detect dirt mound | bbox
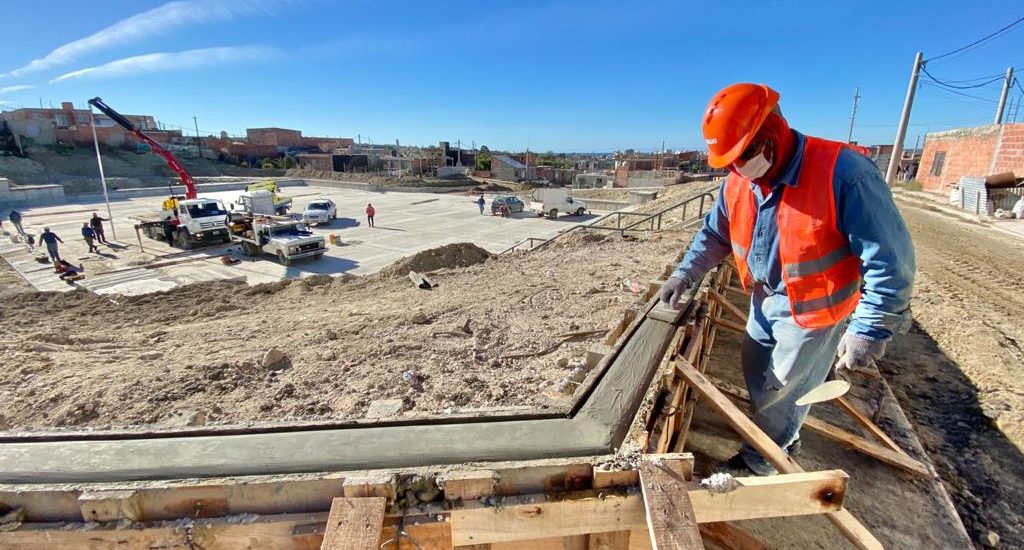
[379,243,493,278]
[550,231,613,248]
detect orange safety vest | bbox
[723,136,862,329]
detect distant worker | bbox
[81,222,99,253]
[660,83,915,476]
[477,195,486,215]
[89,212,110,244]
[163,223,175,246]
[38,226,64,263]
[9,210,24,235]
[365,203,376,228]
[499,202,511,218]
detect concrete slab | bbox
[2,185,597,294]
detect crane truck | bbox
[87,97,230,249]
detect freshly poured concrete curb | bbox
[0,304,680,484]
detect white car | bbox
[302,199,337,225]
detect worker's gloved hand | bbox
[659,276,692,310]
[835,332,887,372]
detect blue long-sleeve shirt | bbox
[673,131,915,341]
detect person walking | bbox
[365,203,376,227]
[9,210,24,235]
[81,222,99,253]
[38,227,64,263]
[477,195,486,215]
[89,212,110,244]
[660,83,915,476]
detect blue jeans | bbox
[739,285,846,475]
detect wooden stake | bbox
[639,461,705,549]
[321,497,386,550]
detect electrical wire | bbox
[926,15,1024,62]
[920,65,1005,89]
[920,81,1000,104]
[1014,77,1024,97]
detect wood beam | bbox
[321,497,386,550]
[448,471,848,545]
[673,358,882,550]
[711,316,746,335]
[639,461,704,549]
[698,523,773,550]
[835,396,912,458]
[707,290,748,324]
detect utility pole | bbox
[885,52,923,185]
[89,108,117,241]
[995,67,1013,124]
[847,86,861,143]
[192,116,202,159]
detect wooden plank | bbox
[77,489,141,522]
[630,530,654,550]
[673,358,882,550]
[639,461,705,549]
[590,531,631,550]
[710,376,930,478]
[698,522,773,550]
[449,471,848,545]
[835,396,911,457]
[321,497,385,550]
[342,475,397,501]
[380,519,451,550]
[711,316,746,335]
[708,290,748,324]
[442,470,496,501]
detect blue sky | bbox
[2,1,1023,152]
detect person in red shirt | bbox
[365,203,376,227]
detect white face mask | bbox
[735,149,772,180]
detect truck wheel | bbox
[314,253,324,260]
[575,208,585,216]
[175,231,194,249]
[549,209,558,218]
[277,251,292,266]
[242,242,259,256]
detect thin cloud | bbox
[0,85,35,94]
[50,46,278,83]
[2,0,283,79]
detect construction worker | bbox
[89,212,109,244]
[81,222,99,253]
[38,227,64,263]
[9,210,24,235]
[477,195,486,215]
[661,83,915,475]
[365,203,376,227]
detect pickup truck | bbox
[229,215,326,265]
[528,187,587,218]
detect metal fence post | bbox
[976,191,982,215]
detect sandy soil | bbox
[884,202,1024,548]
[0,228,693,431]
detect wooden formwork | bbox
[0,259,892,549]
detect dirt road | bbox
[886,201,1024,548]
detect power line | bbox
[926,15,1024,62]
[920,81,1000,104]
[920,65,1006,89]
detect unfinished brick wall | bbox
[992,123,1024,175]
[918,125,1001,192]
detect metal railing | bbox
[498,190,717,255]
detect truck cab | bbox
[135,197,230,248]
[529,187,587,218]
[231,216,326,265]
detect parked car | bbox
[491,196,525,215]
[302,199,337,225]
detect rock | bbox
[410,311,430,325]
[261,348,288,370]
[366,399,405,419]
[980,531,1000,548]
[321,350,337,361]
[0,416,10,431]
[159,410,206,428]
[324,329,338,341]
[138,352,163,361]
[556,357,569,368]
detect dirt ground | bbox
[883,201,1024,548]
[0,228,693,431]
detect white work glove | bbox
[659,276,692,310]
[835,332,886,372]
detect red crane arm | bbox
[87,97,198,199]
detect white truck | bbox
[529,187,587,218]
[228,191,326,265]
[133,196,231,249]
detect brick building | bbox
[246,128,304,148]
[918,123,1024,192]
[0,101,180,148]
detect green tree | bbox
[283,156,297,169]
[260,158,275,169]
[476,153,491,171]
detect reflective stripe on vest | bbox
[723,136,862,329]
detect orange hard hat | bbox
[702,83,780,168]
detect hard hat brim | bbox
[706,86,780,169]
